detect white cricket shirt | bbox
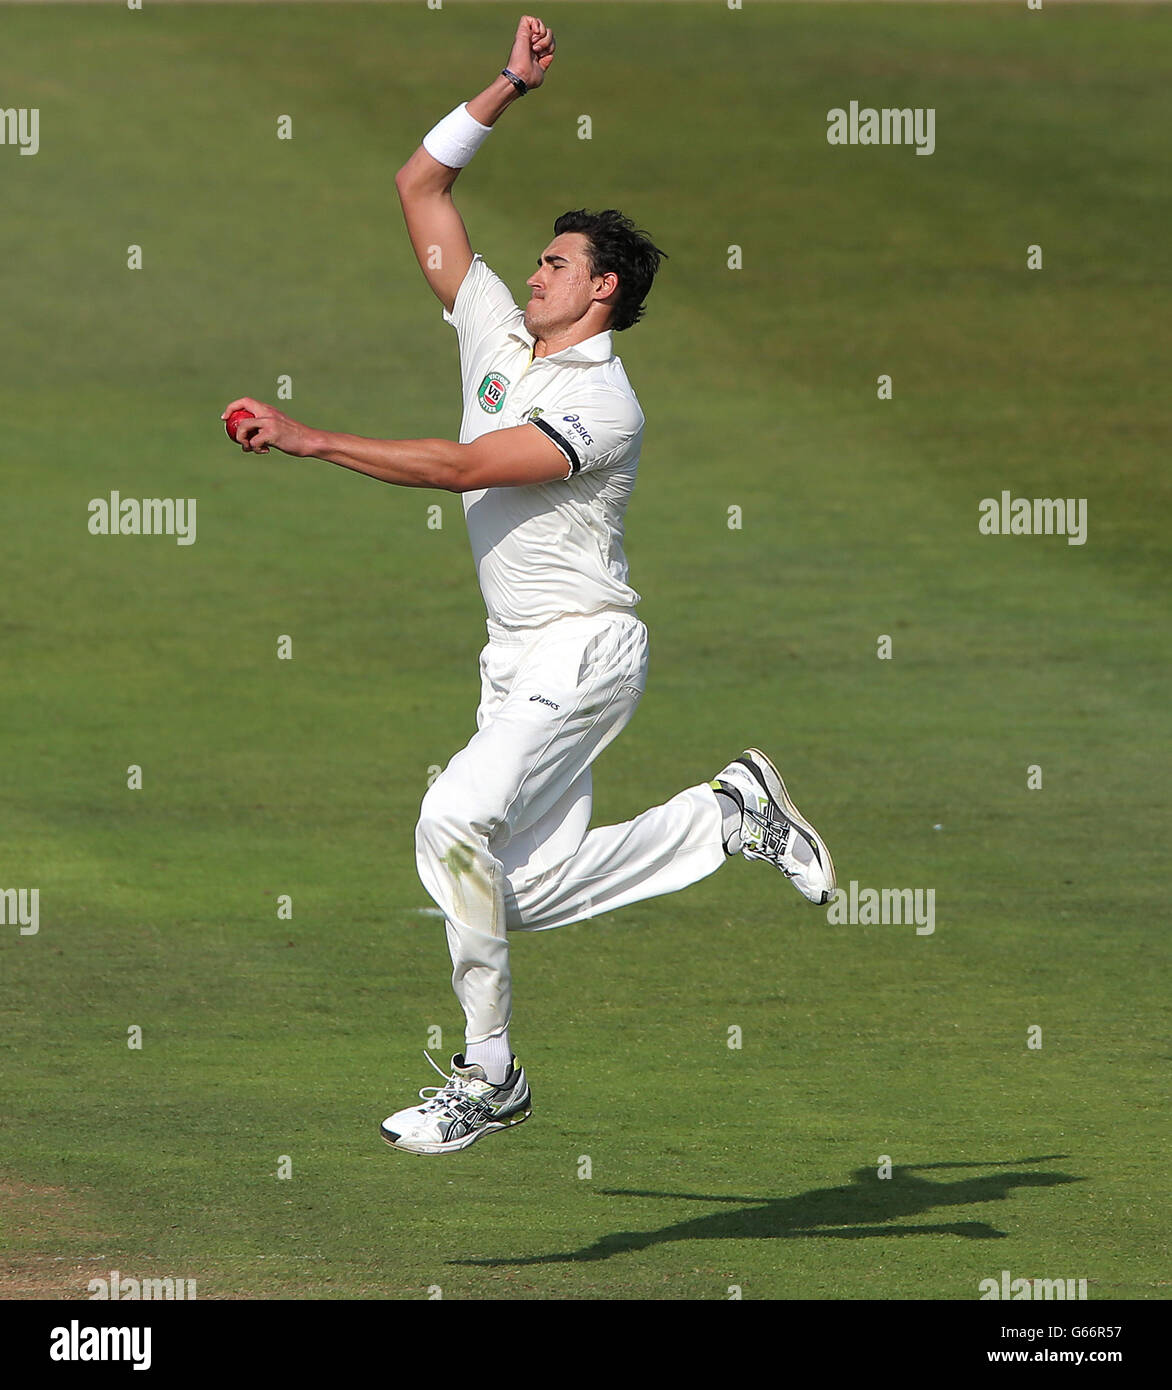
[443,253,645,631]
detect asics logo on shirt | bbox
[561,414,594,446]
[529,694,560,710]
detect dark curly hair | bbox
[553,209,668,332]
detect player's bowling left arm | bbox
[310,424,571,491]
[221,399,570,490]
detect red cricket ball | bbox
[225,408,255,443]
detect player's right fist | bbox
[506,15,555,91]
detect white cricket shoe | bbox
[380,1052,532,1155]
[712,747,836,905]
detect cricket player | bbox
[222,15,835,1155]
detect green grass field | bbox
[1,2,1168,1302]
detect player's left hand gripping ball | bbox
[224,408,255,445]
[221,399,314,455]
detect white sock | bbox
[464,1033,513,1085]
[712,782,743,855]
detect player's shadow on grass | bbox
[451,1156,1082,1267]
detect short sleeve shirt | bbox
[443,254,645,630]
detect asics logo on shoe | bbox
[443,1101,492,1140]
[744,804,793,857]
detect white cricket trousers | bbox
[414,607,728,1045]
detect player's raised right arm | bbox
[393,15,555,313]
[393,144,476,314]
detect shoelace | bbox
[415,1050,493,1123]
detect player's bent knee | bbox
[415,781,503,861]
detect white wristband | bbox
[421,103,493,170]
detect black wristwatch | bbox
[501,68,529,96]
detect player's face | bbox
[524,233,607,337]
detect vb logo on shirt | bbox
[477,371,509,413]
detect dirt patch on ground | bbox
[0,1177,115,1300]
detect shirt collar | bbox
[508,323,614,364]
